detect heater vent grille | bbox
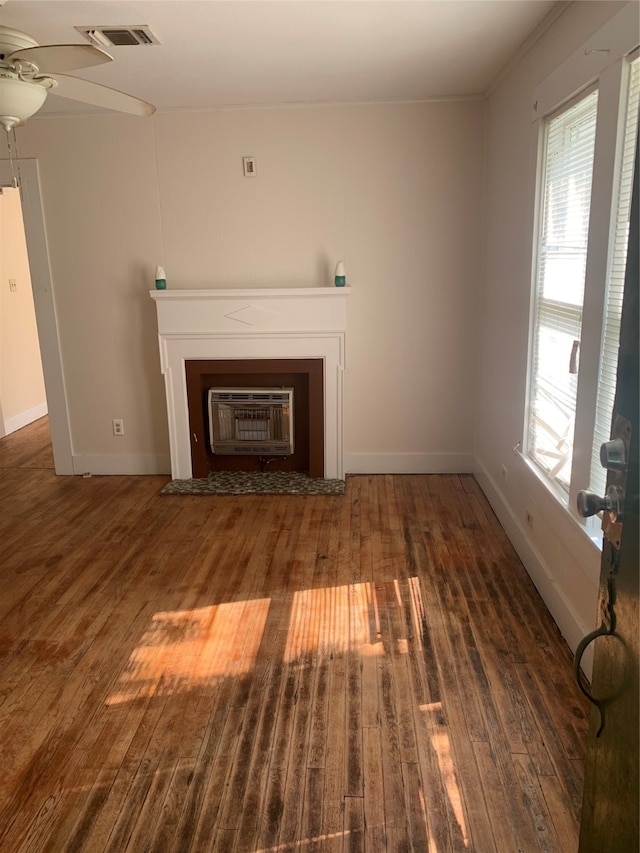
[76,25,161,47]
[208,388,294,456]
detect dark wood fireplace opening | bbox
[185,359,324,478]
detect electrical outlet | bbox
[501,464,508,482]
[112,419,124,436]
[526,510,534,528]
[9,279,17,292]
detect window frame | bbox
[587,49,639,498]
[528,85,599,492]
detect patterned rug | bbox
[161,471,345,496]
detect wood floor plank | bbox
[320,652,348,838]
[471,740,522,852]
[374,599,410,839]
[399,761,430,852]
[299,766,325,853]
[362,725,386,850]
[538,770,582,849]
[512,752,563,852]
[514,663,585,813]
[343,796,365,853]
[0,422,590,852]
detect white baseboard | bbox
[474,457,594,678]
[344,452,473,474]
[3,401,48,436]
[72,454,171,476]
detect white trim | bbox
[531,2,640,121]
[0,159,74,474]
[72,453,171,476]
[570,57,627,506]
[3,401,48,436]
[159,333,345,480]
[152,286,351,301]
[151,288,350,480]
[474,457,597,679]
[345,452,473,475]
[36,97,484,121]
[486,2,571,98]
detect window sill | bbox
[519,451,603,553]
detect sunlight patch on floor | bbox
[107,575,429,705]
[253,828,352,852]
[107,598,270,704]
[430,730,469,848]
[284,581,384,662]
[419,786,439,853]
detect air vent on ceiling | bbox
[76,25,160,48]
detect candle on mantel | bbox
[155,265,167,290]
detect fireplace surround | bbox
[150,287,350,480]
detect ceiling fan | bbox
[0,25,155,132]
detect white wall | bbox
[8,99,485,474]
[0,187,47,437]
[475,1,630,673]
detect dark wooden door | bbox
[577,133,639,851]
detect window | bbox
[528,89,598,489]
[526,14,639,518]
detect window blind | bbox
[590,56,640,495]
[529,89,598,488]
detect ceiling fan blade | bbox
[51,74,155,117]
[10,44,113,73]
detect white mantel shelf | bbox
[150,286,350,480]
[151,287,351,300]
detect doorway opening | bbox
[0,185,48,441]
[0,159,73,474]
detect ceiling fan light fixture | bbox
[0,76,47,131]
[0,25,155,126]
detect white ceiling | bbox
[0,0,561,116]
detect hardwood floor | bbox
[0,418,589,852]
[0,415,54,471]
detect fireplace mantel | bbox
[150,287,350,479]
